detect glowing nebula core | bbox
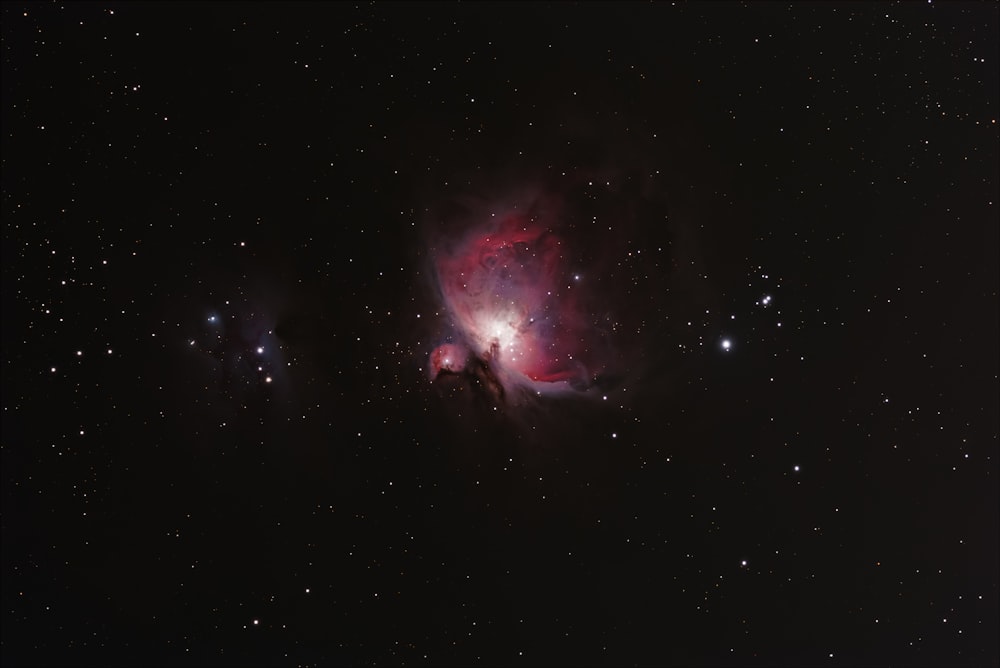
[429,211,598,399]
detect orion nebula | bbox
[426,188,615,404]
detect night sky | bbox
[2,2,998,666]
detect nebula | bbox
[428,204,601,401]
[429,342,470,378]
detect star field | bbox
[2,3,998,666]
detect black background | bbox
[2,2,998,666]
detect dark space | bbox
[2,2,997,666]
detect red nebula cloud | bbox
[429,211,594,399]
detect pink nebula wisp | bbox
[429,212,594,398]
